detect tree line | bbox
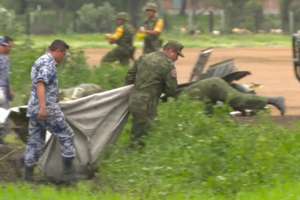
[0,0,299,34]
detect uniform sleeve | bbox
[163,65,178,97]
[154,19,164,33]
[35,64,55,85]
[109,26,125,40]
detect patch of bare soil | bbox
[84,47,300,123]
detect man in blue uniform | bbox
[0,36,14,144]
[24,40,76,183]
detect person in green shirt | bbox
[139,2,164,54]
[101,12,135,65]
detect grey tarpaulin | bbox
[38,85,133,181]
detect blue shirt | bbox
[27,53,61,117]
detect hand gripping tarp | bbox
[38,85,133,181]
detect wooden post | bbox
[289,11,294,34]
[220,10,226,33]
[208,11,214,33]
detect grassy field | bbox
[1,34,300,199]
[16,33,291,49]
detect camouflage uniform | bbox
[101,12,135,65]
[126,51,178,144]
[183,77,268,113]
[0,54,11,138]
[142,3,164,54]
[25,53,75,167]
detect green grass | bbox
[3,35,300,199]
[2,98,300,199]
[98,98,300,197]
[3,181,300,200]
[14,33,291,49]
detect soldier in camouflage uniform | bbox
[24,40,76,183]
[0,36,14,144]
[101,12,135,65]
[139,2,164,54]
[183,77,286,115]
[125,41,184,146]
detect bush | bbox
[30,10,74,34]
[0,6,24,36]
[76,2,115,33]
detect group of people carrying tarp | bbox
[0,9,286,183]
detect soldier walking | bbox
[125,41,184,147]
[24,40,76,183]
[139,2,164,54]
[0,36,14,144]
[101,12,135,65]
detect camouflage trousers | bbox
[0,87,9,139]
[128,91,158,145]
[184,77,268,112]
[101,46,134,65]
[24,112,75,167]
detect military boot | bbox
[268,96,286,116]
[62,157,76,184]
[24,166,34,182]
[0,137,4,145]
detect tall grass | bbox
[99,98,300,197]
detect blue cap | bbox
[0,36,9,46]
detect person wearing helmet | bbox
[101,12,135,65]
[139,2,164,54]
[125,40,184,147]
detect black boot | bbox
[24,166,34,182]
[268,96,286,116]
[62,157,76,184]
[0,137,4,145]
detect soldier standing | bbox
[0,36,14,144]
[139,2,164,54]
[125,41,184,146]
[24,40,76,183]
[101,12,135,65]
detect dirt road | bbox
[84,48,300,117]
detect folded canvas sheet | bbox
[39,85,133,181]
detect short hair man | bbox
[24,40,76,183]
[125,40,184,146]
[101,12,135,65]
[0,36,14,144]
[139,2,164,54]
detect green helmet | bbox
[163,40,184,57]
[144,2,158,12]
[116,12,129,21]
